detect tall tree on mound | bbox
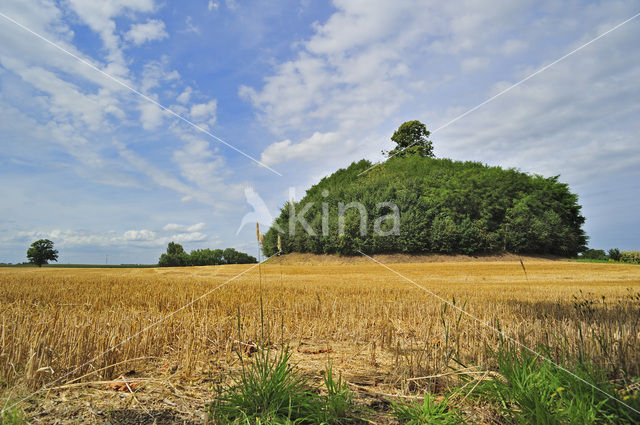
[262,122,587,258]
[384,120,434,158]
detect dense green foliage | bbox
[158,242,256,267]
[263,156,587,257]
[221,248,258,264]
[26,239,58,267]
[189,248,224,266]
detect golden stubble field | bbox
[1,257,639,422]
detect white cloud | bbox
[260,131,346,166]
[65,0,156,77]
[35,229,113,246]
[163,222,206,232]
[123,229,157,241]
[125,19,168,46]
[9,225,213,251]
[14,228,166,247]
[171,232,207,243]
[184,16,200,34]
[167,130,245,212]
[499,38,527,55]
[208,1,219,12]
[140,58,180,93]
[189,100,217,125]
[245,0,530,164]
[0,3,109,89]
[172,136,225,186]
[0,0,198,196]
[9,226,211,250]
[247,0,640,184]
[114,141,218,206]
[434,14,640,186]
[0,57,121,131]
[138,101,165,130]
[177,86,193,104]
[461,56,489,73]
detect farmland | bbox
[1,257,640,423]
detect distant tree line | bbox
[581,248,640,264]
[158,242,257,267]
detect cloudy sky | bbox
[0,0,639,264]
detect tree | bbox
[158,242,190,267]
[167,242,186,256]
[222,248,257,264]
[190,248,224,266]
[27,239,58,267]
[608,248,621,261]
[581,248,607,261]
[384,120,434,158]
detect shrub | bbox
[620,250,640,264]
[608,248,621,261]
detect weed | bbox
[0,407,24,425]
[323,365,353,420]
[390,393,463,425]
[470,343,640,424]
[207,346,355,424]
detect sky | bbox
[0,0,639,264]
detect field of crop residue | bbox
[1,258,639,423]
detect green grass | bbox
[569,258,639,265]
[569,258,620,264]
[469,344,640,425]
[207,346,357,424]
[0,407,25,425]
[390,394,463,425]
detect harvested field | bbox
[1,258,639,423]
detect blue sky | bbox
[1,0,639,264]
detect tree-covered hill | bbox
[263,154,587,258]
